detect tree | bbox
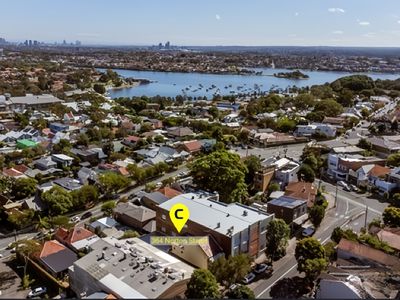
[357,138,372,151]
[145,182,157,192]
[93,84,106,94]
[154,135,165,144]
[265,219,290,261]
[72,185,99,209]
[297,164,315,182]
[383,206,400,227]
[11,178,37,200]
[330,227,358,244]
[209,254,252,287]
[7,209,35,229]
[185,269,221,299]
[119,230,140,239]
[244,155,261,186]
[295,238,327,279]
[76,133,90,146]
[309,205,325,228]
[276,117,297,133]
[17,239,41,289]
[387,153,400,167]
[101,200,116,216]
[267,182,280,195]
[51,215,73,229]
[226,285,255,299]
[189,150,248,203]
[41,186,74,215]
[99,172,130,195]
[0,175,14,197]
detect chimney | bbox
[226,213,230,217]
[243,210,248,216]
[216,222,220,228]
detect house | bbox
[295,123,337,138]
[166,127,194,139]
[322,117,346,127]
[51,153,74,168]
[53,177,83,191]
[135,146,189,165]
[337,238,400,270]
[70,148,99,165]
[267,196,308,226]
[69,238,194,299]
[273,158,301,187]
[368,137,400,157]
[16,139,37,149]
[284,181,317,208]
[55,226,100,252]
[113,202,156,233]
[170,235,224,269]
[354,164,396,193]
[33,157,57,171]
[156,187,182,199]
[88,217,122,237]
[370,227,400,251]
[39,240,77,277]
[2,166,27,178]
[141,191,170,210]
[157,192,274,258]
[77,167,98,184]
[250,130,299,147]
[9,94,63,111]
[49,122,69,133]
[216,102,240,112]
[181,140,202,155]
[122,135,141,148]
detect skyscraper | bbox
[165,41,170,49]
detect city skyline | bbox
[2,0,400,47]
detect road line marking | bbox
[256,263,298,298]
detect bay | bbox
[100,68,400,99]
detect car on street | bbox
[242,272,256,284]
[70,216,80,223]
[302,226,315,237]
[337,181,348,188]
[28,287,47,298]
[253,263,273,275]
[343,185,352,192]
[81,211,93,220]
[0,253,3,258]
[349,184,360,192]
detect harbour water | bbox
[100,68,400,99]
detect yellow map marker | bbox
[169,203,190,233]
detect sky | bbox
[2,0,400,47]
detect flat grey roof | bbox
[159,193,273,236]
[268,196,306,209]
[10,94,63,105]
[73,237,193,298]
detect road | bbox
[252,179,388,298]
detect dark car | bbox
[81,211,93,220]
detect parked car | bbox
[337,181,348,188]
[242,272,256,284]
[253,264,273,274]
[302,226,315,237]
[349,184,360,192]
[81,211,93,220]
[28,287,47,298]
[70,216,80,223]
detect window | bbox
[161,226,166,232]
[161,214,166,220]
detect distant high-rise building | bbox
[24,40,28,46]
[0,37,6,45]
[28,40,32,47]
[63,39,67,45]
[75,40,82,46]
[165,41,170,49]
[0,49,4,57]
[158,42,163,49]
[33,40,38,46]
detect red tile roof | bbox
[39,240,67,258]
[284,181,316,207]
[55,227,96,245]
[183,140,202,153]
[369,165,391,178]
[157,187,182,199]
[125,135,141,142]
[2,168,24,177]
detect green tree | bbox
[189,150,248,203]
[297,164,315,182]
[154,135,165,143]
[265,219,290,261]
[12,178,37,200]
[99,172,130,195]
[357,138,372,151]
[0,175,14,197]
[387,153,400,167]
[7,209,35,229]
[267,182,280,195]
[76,133,90,147]
[119,230,140,239]
[41,186,74,215]
[383,206,400,227]
[309,205,325,228]
[72,185,99,209]
[244,155,261,186]
[101,200,116,216]
[93,84,106,94]
[277,117,297,133]
[209,254,252,287]
[17,239,41,288]
[185,269,221,299]
[226,285,255,299]
[295,238,327,279]
[51,215,73,229]
[145,182,157,192]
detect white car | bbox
[70,216,80,223]
[337,181,349,188]
[28,287,47,298]
[242,272,256,284]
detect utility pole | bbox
[364,206,369,230]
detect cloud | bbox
[332,30,344,35]
[215,14,221,21]
[294,12,299,17]
[363,32,376,38]
[359,21,370,26]
[398,20,400,24]
[328,8,345,13]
